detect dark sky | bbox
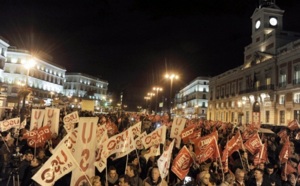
[1,0,300,109]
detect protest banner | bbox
[171,146,193,180]
[141,125,166,149]
[30,109,45,130]
[158,139,174,179]
[0,117,20,132]
[43,107,60,134]
[170,117,186,148]
[63,111,79,133]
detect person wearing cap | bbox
[265,163,281,186]
[246,168,271,186]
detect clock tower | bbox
[244,0,284,66]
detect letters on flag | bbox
[24,126,52,148]
[143,145,160,162]
[131,121,142,137]
[135,131,147,150]
[254,143,268,165]
[158,139,175,179]
[30,109,45,130]
[170,117,186,148]
[227,132,243,156]
[71,117,97,186]
[279,138,290,164]
[180,125,197,144]
[244,133,262,155]
[0,118,20,132]
[192,131,220,163]
[171,146,193,180]
[32,144,77,186]
[43,108,60,134]
[63,111,79,133]
[141,125,166,149]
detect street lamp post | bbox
[165,73,179,114]
[153,87,162,114]
[147,92,155,113]
[20,58,36,122]
[144,96,151,114]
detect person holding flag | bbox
[142,166,167,186]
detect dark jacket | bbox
[246,177,272,186]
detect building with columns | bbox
[174,77,209,119]
[208,0,300,125]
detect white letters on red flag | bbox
[221,143,229,173]
[279,138,290,164]
[171,117,186,148]
[193,131,220,163]
[24,126,52,148]
[0,117,20,132]
[71,117,97,186]
[287,119,300,131]
[254,143,268,165]
[141,125,166,149]
[43,108,60,134]
[244,132,262,155]
[63,111,79,133]
[180,124,198,144]
[171,146,193,180]
[158,139,174,179]
[227,132,243,156]
[30,109,45,130]
[32,143,77,186]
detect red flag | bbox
[171,146,194,180]
[227,132,243,156]
[287,119,300,131]
[221,142,229,173]
[241,127,256,140]
[193,131,220,163]
[279,138,290,164]
[281,161,297,181]
[253,143,268,165]
[26,126,52,148]
[244,133,262,155]
[180,125,200,144]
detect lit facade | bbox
[63,73,109,111]
[174,77,209,119]
[208,1,300,125]
[4,48,66,107]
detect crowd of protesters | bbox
[0,109,300,186]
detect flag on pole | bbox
[170,117,186,148]
[279,138,290,164]
[171,146,193,180]
[32,143,77,186]
[30,109,45,130]
[0,118,21,132]
[244,132,262,155]
[141,125,167,149]
[63,111,79,133]
[157,139,175,179]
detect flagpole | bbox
[105,161,108,186]
[215,136,224,182]
[125,154,129,175]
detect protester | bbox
[125,163,143,186]
[105,166,119,186]
[142,165,167,186]
[197,170,215,186]
[246,168,271,186]
[21,158,42,186]
[18,149,34,182]
[90,175,102,186]
[234,168,246,186]
[118,175,131,186]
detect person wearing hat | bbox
[265,163,281,186]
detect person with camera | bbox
[21,157,42,186]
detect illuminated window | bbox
[279,95,285,104]
[294,93,300,103]
[265,111,270,123]
[279,110,285,124]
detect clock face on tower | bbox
[269,17,278,26]
[255,20,261,29]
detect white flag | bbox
[32,144,77,186]
[43,108,60,134]
[157,139,175,179]
[141,125,167,149]
[71,117,98,186]
[63,111,79,133]
[30,109,45,130]
[143,145,160,162]
[170,117,186,148]
[0,118,20,132]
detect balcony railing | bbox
[278,82,287,87]
[293,78,300,85]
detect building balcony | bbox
[293,78,300,85]
[278,82,287,88]
[238,84,274,94]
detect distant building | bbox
[174,77,209,119]
[208,1,300,125]
[63,73,109,112]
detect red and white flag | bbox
[32,143,77,186]
[30,109,45,130]
[254,143,268,165]
[221,142,229,173]
[0,118,20,132]
[193,131,220,163]
[287,119,300,131]
[63,111,79,133]
[24,126,52,148]
[141,125,167,149]
[170,117,186,148]
[279,138,290,164]
[171,146,193,180]
[71,117,97,186]
[227,132,243,156]
[244,132,262,155]
[157,139,175,179]
[143,145,160,162]
[43,108,60,134]
[180,124,198,144]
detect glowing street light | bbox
[165,73,179,114]
[153,87,163,114]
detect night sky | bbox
[1,0,300,109]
